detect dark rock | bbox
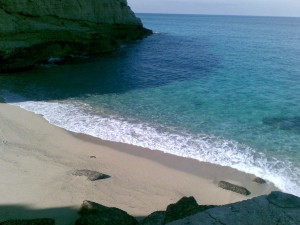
[138,211,165,225]
[79,200,111,214]
[72,169,110,181]
[164,197,214,224]
[267,191,300,208]
[90,156,96,159]
[253,177,266,184]
[167,192,300,225]
[0,0,152,73]
[0,218,55,225]
[76,200,137,225]
[218,181,251,196]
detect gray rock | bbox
[76,200,137,225]
[0,219,55,225]
[253,177,267,184]
[72,169,110,181]
[0,0,151,72]
[267,191,300,208]
[138,211,165,225]
[218,181,251,196]
[167,192,300,225]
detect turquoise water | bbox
[1,14,300,195]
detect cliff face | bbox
[0,0,151,72]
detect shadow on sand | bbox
[0,205,79,225]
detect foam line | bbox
[10,100,300,197]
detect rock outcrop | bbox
[167,192,300,225]
[164,197,214,224]
[0,0,151,72]
[76,200,137,225]
[1,192,299,225]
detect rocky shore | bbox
[1,192,299,224]
[0,0,151,72]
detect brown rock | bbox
[218,181,251,196]
[72,169,110,181]
[253,177,266,184]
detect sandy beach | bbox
[0,103,277,224]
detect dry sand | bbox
[0,103,277,224]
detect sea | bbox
[1,14,300,196]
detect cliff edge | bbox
[0,0,151,72]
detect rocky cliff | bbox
[0,0,151,72]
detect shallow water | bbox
[1,14,300,196]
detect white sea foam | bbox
[10,100,300,197]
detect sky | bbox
[127,0,300,17]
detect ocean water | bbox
[1,14,300,196]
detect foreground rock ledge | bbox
[168,192,300,225]
[1,192,299,224]
[0,0,152,73]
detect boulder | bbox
[138,197,214,225]
[253,177,266,184]
[267,191,300,208]
[218,181,251,196]
[138,211,165,225]
[0,0,151,72]
[167,192,300,225]
[72,169,110,181]
[164,196,214,224]
[0,219,55,225]
[76,200,137,225]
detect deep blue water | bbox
[1,14,300,196]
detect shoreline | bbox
[0,103,278,224]
[72,131,277,193]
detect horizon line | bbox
[134,12,300,19]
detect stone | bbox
[72,169,110,181]
[76,200,137,225]
[218,181,251,196]
[253,177,266,184]
[164,197,214,224]
[0,219,55,225]
[167,192,300,225]
[138,197,214,225]
[267,191,300,208]
[138,211,165,225]
[0,0,152,72]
